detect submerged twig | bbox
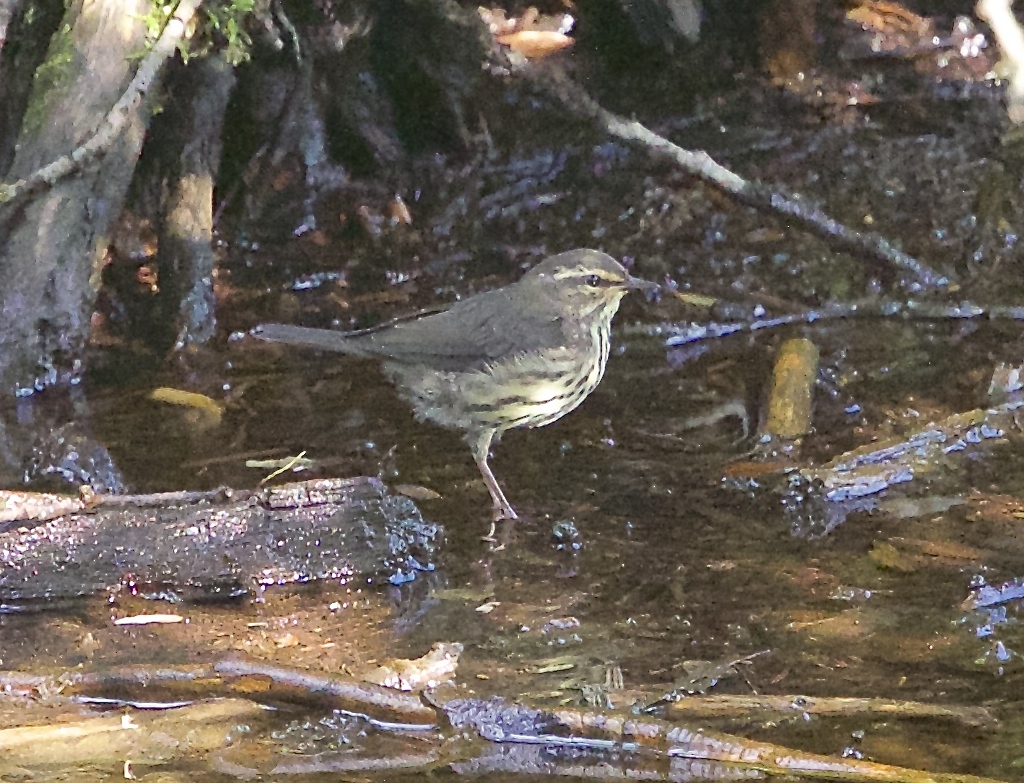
[212,656,438,727]
[802,400,1020,502]
[665,693,996,727]
[1,657,1006,783]
[0,699,261,768]
[5,657,437,727]
[962,577,1024,610]
[447,698,1003,783]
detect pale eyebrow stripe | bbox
[551,268,624,282]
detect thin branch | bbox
[0,0,203,206]
[532,67,949,291]
[664,693,997,727]
[638,297,1024,348]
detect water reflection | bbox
[2,318,1024,778]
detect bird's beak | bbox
[624,275,660,296]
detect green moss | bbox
[21,22,76,137]
[140,0,256,66]
[21,0,257,139]
[201,0,256,65]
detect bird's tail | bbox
[251,323,363,354]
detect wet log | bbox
[664,693,996,728]
[0,477,441,606]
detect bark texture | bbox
[159,56,236,348]
[0,0,152,395]
[0,0,15,51]
[0,0,65,175]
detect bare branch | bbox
[0,0,203,206]
[532,67,949,291]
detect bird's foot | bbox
[482,503,518,544]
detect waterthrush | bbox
[253,249,656,523]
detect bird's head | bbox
[524,249,658,318]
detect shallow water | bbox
[4,312,1024,780]
[6,40,1024,776]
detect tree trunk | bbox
[0,0,66,175]
[0,0,22,172]
[0,0,152,396]
[159,56,236,349]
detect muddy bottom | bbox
[3,314,1023,780]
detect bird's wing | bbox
[357,286,568,370]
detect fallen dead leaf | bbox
[395,484,442,501]
[497,30,573,59]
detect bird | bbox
[253,249,657,527]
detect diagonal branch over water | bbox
[532,67,949,293]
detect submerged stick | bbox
[212,656,438,727]
[664,693,996,728]
[548,706,998,783]
[802,401,1020,502]
[2,657,437,727]
[0,659,1006,783]
[0,699,261,766]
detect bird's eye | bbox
[584,274,601,287]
